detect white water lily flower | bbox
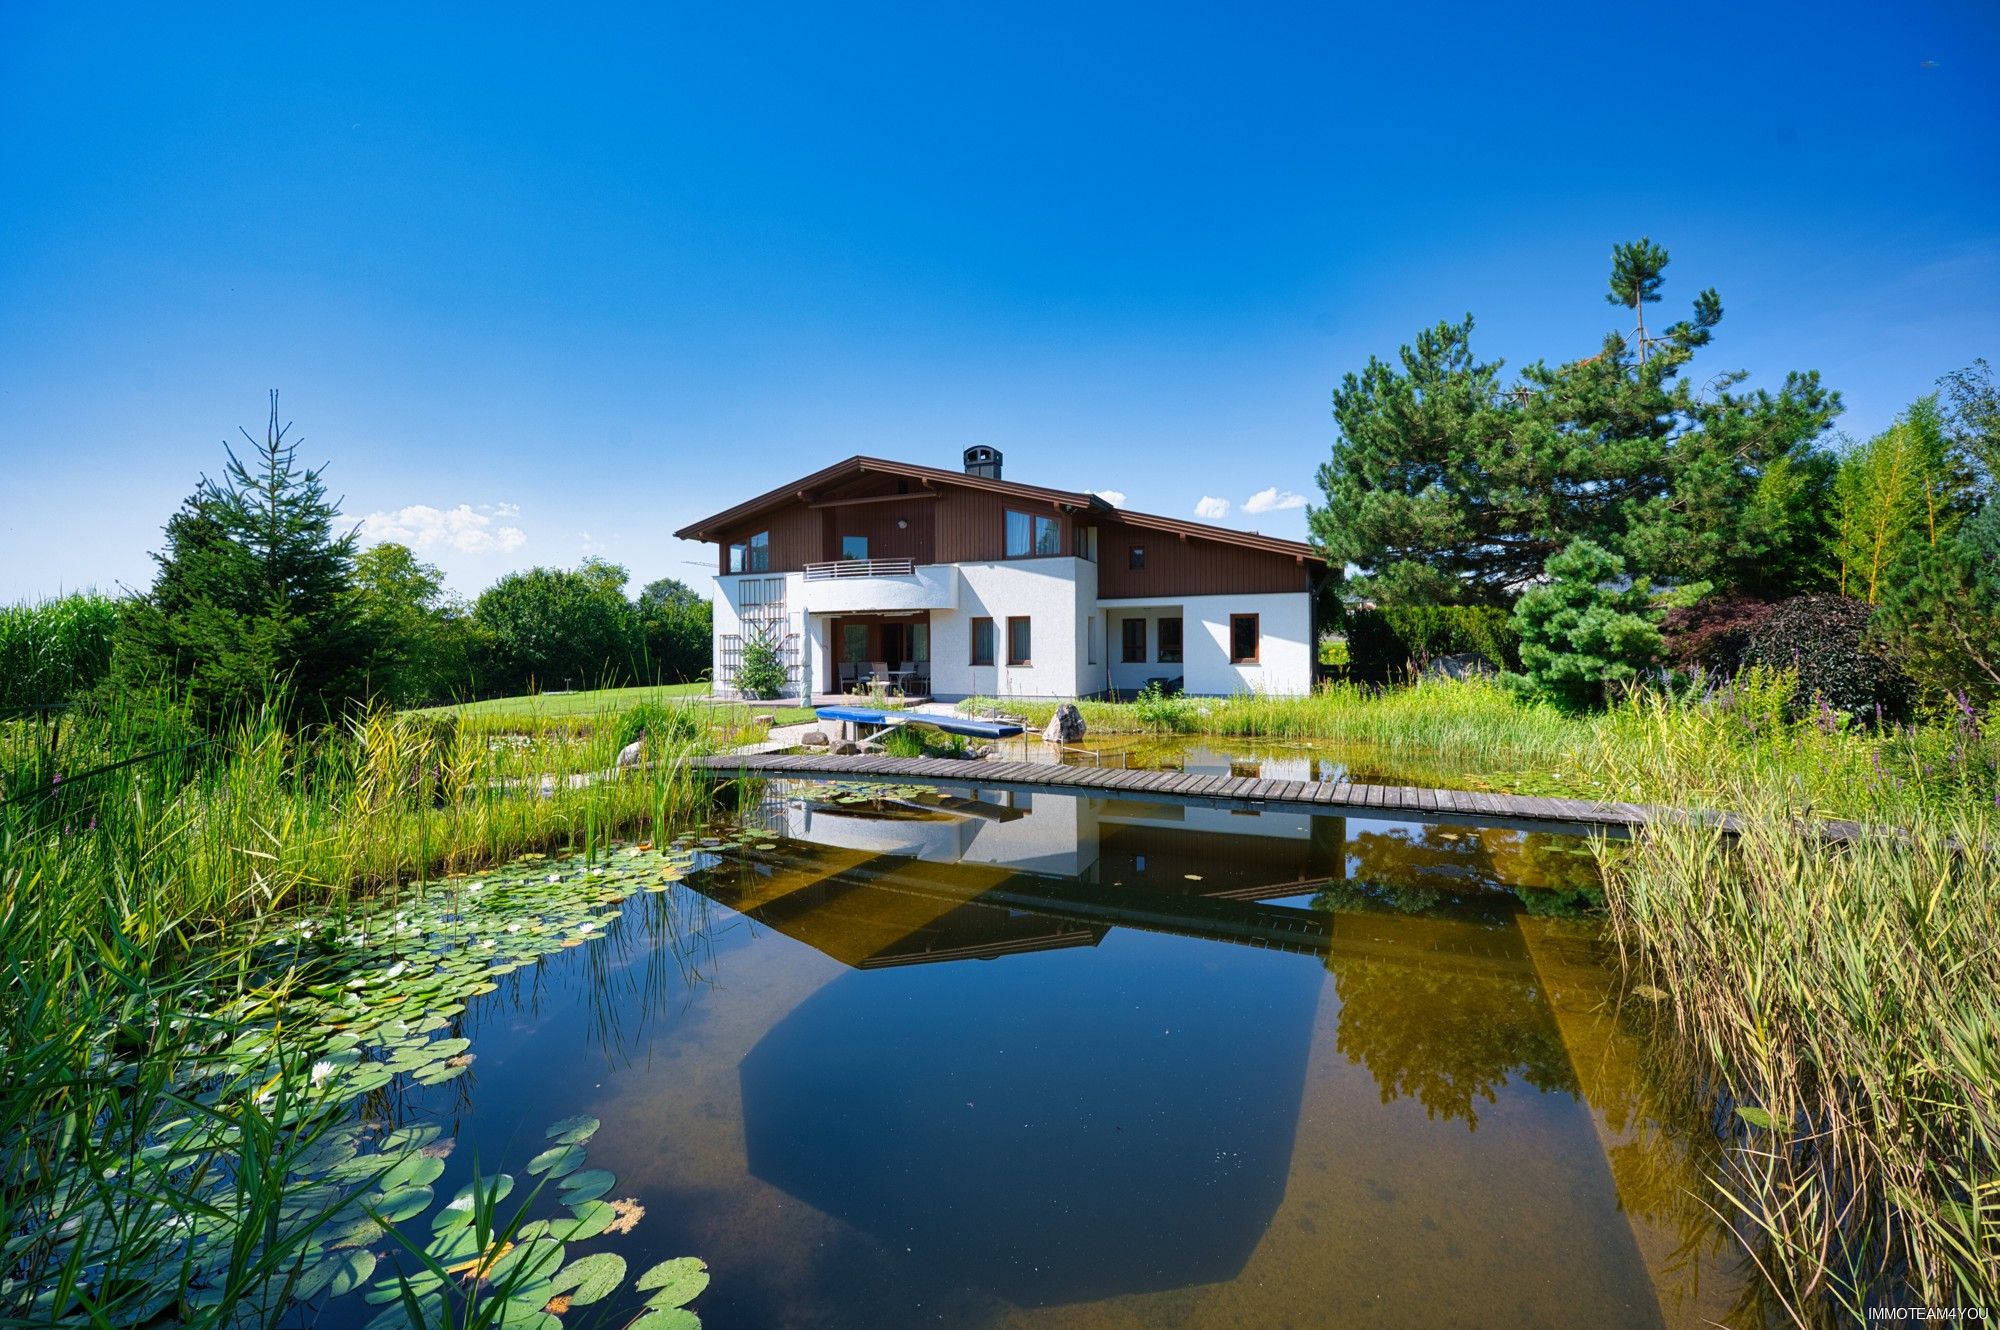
[507,923,522,933]
[547,873,561,883]
[482,940,496,949]
[310,1060,335,1086]
[468,882,484,892]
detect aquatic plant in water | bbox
[2,843,724,1326]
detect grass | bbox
[417,683,816,730]
[0,690,730,1324]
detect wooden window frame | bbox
[970,616,995,667]
[1006,615,1032,667]
[1127,544,1146,570]
[840,534,869,561]
[1229,613,1260,665]
[1005,510,1060,559]
[1120,617,1147,664]
[1158,616,1183,664]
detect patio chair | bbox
[837,662,858,694]
[868,661,890,689]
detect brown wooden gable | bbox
[685,456,1324,588]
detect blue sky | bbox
[3,2,1995,602]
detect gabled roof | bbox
[674,455,1325,564]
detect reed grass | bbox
[1598,768,2000,1317]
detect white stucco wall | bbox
[926,557,1087,701]
[1179,591,1313,696]
[1100,605,1188,694]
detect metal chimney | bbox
[963,445,1002,480]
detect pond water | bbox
[314,770,1756,1329]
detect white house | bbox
[674,449,1328,701]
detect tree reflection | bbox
[1316,908,1577,1129]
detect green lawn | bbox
[416,683,815,726]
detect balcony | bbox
[804,558,916,580]
[797,561,959,613]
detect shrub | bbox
[1132,680,1200,732]
[612,701,701,752]
[1510,540,1662,706]
[1744,594,1909,721]
[1344,605,1518,681]
[734,635,788,699]
[881,725,968,758]
[1660,595,1777,674]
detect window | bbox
[970,617,995,666]
[1005,510,1060,558]
[1121,617,1147,664]
[911,622,929,663]
[1127,545,1146,570]
[1078,527,1098,562]
[1087,617,1097,665]
[728,529,770,574]
[1229,613,1260,664]
[1007,616,1032,666]
[1158,616,1183,663]
[840,534,868,560]
[840,624,868,663]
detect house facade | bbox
[674,450,1327,701]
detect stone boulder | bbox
[830,740,862,756]
[1041,703,1086,745]
[799,729,832,747]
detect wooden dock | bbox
[690,752,1726,837]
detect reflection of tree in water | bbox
[1341,826,1605,915]
[1316,913,1578,1129]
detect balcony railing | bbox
[803,558,917,581]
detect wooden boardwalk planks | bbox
[692,752,1666,833]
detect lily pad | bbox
[637,1256,710,1309]
[557,1168,615,1203]
[546,1251,626,1306]
[544,1114,600,1145]
[527,1143,585,1178]
[296,1247,377,1299]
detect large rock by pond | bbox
[1042,703,1086,745]
[800,729,831,747]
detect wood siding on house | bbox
[715,482,1082,573]
[1095,523,1310,597]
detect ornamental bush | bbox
[1743,594,1909,722]
[734,635,788,699]
[1509,540,1662,707]
[1344,605,1519,682]
[1660,595,1778,675]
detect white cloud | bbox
[1194,496,1231,520]
[1242,486,1307,514]
[1092,489,1127,507]
[360,502,527,554]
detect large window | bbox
[728,529,770,574]
[840,534,868,560]
[1005,510,1060,558]
[970,617,995,666]
[1121,617,1147,664]
[1007,616,1032,666]
[1229,613,1260,664]
[1158,616,1183,663]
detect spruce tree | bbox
[117,393,373,726]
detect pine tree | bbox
[117,393,374,726]
[1509,540,1663,706]
[1309,240,1839,606]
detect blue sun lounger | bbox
[814,706,1024,739]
